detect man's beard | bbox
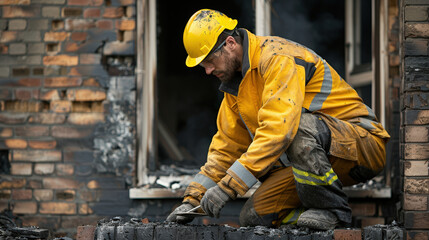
[214,53,241,83]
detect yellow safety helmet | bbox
[183,9,238,67]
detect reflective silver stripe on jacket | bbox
[228,160,258,189]
[309,60,332,112]
[193,173,216,190]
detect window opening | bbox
[154,1,254,172]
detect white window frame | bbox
[344,0,390,198]
[345,0,387,127]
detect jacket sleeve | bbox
[183,96,252,206]
[218,55,306,198]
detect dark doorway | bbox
[156,1,255,169]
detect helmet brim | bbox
[185,54,207,67]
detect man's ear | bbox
[225,36,237,50]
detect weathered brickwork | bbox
[0,0,136,237]
[401,0,429,234]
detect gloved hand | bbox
[166,203,195,224]
[200,185,231,218]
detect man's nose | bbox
[204,65,215,75]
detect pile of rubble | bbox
[76,216,404,240]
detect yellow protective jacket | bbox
[183,29,390,206]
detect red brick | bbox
[5,101,43,112]
[404,194,428,211]
[405,126,429,143]
[51,126,93,138]
[83,78,100,87]
[68,0,103,6]
[0,0,30,4]
[2,6,39,18]
[334,229,362,240]
[405,161,429,176]
[10,163,32,175]
[50,100,72,113]
[44,32,70,42]
[0,178,26,189]
[13,150,62,162]
[71,32,87,41]
[0,112,29,123]
[33,189,53,201]
[40,202,76,214]
[12,189,32,200]
[72,102,105,113]
[115,19,135,30]
[0,190,11,200]
[62,7,82,17]
[56,189,75,200]
[76,225,96,240]
[43,55,78,66]
[68,113,104,125]
[15,89,39,100]
[0,31,17,43]
[79,54,101,65]
[0,128,13,137]
[65,42,79,52]
[79,190,96,202]
[95,20,113,29]
[27,180,41,189]
[67,89,106,101]
[405,178,429,194]
[78,203,93,215]
[28,113,66,124]
[28,140,57,149]
[0,89,12,100]
[40,90,61,101]
[15,126,49,137]
[407,231,429,240]
[119,0,134,5]
[13,201,37,214]
[43,177,81,189]
[125,6,134,17]
[349,203,376,216]
[360,217,385,227]
[83,8,100,18]
[34,163,55,175]
[103,7,123,18]
[5,139,27,149]
[86,180,99,189]
[405,143,429,160]
[65,19,95,30]
[18,78,42,87]
[405,212,429,229]
[0,43,8,53]
[56,164,74,176]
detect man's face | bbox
[199,39,241,83]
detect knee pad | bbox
[287,114,331,156]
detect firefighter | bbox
[166,9,390,230]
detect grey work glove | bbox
[200,185,231,218]
[166,203,195,224]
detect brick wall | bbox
[0,0,136,238]
[401,0,429,238]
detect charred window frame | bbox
[344,0,391,198]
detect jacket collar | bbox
[219,28,250,96]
